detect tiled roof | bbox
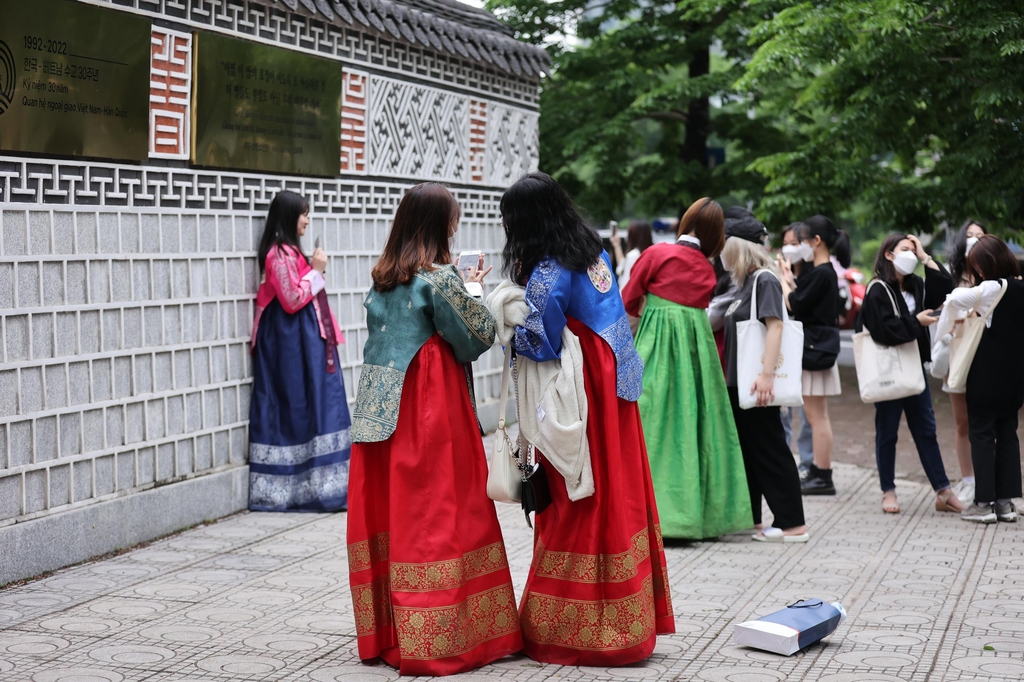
[278,0,550,77]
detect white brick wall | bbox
[0,164,511,528]
[0,0,537,561]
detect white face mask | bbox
[892,250,919,276]
[797,242,815,262]
[781,245,802,262]
[965,236,979,255]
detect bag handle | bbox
[497,344,513,430]
[748,268,790,323]
[865,279,902,317]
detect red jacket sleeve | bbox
[621,248,656,317]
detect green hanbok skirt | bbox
[635,294,752,539]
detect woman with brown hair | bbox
[346,183,522,675]
[933,235,1024,523]
[621,198,751,540]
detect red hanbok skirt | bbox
[347,335,523,676]
[520,318,676,666]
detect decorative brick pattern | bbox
[469,99,488,184]
[340,71,369,175]
[368,76,469,183]
[487,103,540,187]
[149,29,193,160]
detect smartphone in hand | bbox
[314,236,321,250]
[457,250,482,277]
[928,307,943,318]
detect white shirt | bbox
[901,290,917,315]
[933,279,1005,341]
[617,248,642,290]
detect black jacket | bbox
[967,279,1024,413]
[857,267,948,363]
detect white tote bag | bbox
[487,345,522,503]
[736,269,804,410]
[853,280,926,403]
[947,279,1007,392]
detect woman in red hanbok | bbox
[498,173,675,666]
[347,184,522,676]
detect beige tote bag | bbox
[853,280,926,403]
[947,279,1007,392]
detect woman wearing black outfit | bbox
[858,234,962,514]
[780,216,848,496]
[934,236,1023,523]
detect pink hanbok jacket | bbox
[251,244,344,352]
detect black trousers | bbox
[729,388,806,530]
[968,408,1022,503]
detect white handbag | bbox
[947,279,1007,392]
[853,280,926,403]
[486,345,522,503]
[736,269,805,410]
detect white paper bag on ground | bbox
[733,599,846,656]
[736,269,804,409]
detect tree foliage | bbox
[488,0,1024,232]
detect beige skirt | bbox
[802,364,842,396]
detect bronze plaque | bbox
[192,32,341,176]
[0,0,150,160]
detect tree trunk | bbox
[681,41,710,169]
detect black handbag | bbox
[803,325,841,371]
[520,459,551,526]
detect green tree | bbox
[738,0,1024,232]
[487,0,796,221]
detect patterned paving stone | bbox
[1,451,1022,682]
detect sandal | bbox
[882,491,900,514]
[935,488,963,513]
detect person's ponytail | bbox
[834,230,851,268]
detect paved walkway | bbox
[1,457,1023,681]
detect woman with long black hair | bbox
[501,172,674,666]
[858,234,962,514]
[249,190,351,511]
[934,235,1024,523]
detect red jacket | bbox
[621,242,717,315]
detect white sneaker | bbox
[952,480,975,504]
[961,503,997,524]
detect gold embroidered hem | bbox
[521,575,656,652]
[394,584,520,660]
[532,529,650,584]
[391,543,508,592]
[347,532,391,573]
[353,573,393,637]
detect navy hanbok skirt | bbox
[248,299,351,511]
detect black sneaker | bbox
[800,464,836,496]
[995,501,1018,522]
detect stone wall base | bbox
[0,466,249,586]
